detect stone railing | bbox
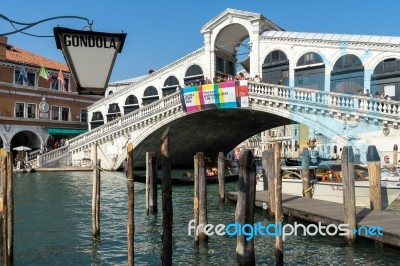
[40,146,70,166]
[249,83,399,120]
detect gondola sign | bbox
[54,27,127,96]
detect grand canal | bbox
[11,171,400,265]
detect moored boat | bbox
[278,179,400,209]
[256,164,400,209]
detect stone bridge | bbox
[40,81,400,170]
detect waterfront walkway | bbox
[227,190,400,248]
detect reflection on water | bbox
[12,171,400,265]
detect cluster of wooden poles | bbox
[0,135,395,265]
[92,130,396,266]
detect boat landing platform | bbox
[227,190,400,248]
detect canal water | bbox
[11,171,400,265]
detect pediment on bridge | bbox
[200,8,282,34]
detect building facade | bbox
[0,36,101,157]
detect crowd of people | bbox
[181,72,263,88]
[357,89,392,100]
[52,137,69,149]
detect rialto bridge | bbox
[37,8,400,169]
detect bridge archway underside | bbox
[132,109,291,168]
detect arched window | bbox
[90,112,104,130]
[162,76,180,96]
[332,54,363,72]
[144,86,158,97]
[142,86,159,106]
[262,50,289,85]
[264,50,288,65]
[371,58,400,100]
[184,64,204,86]
[106,103,121,122]
[164,76,179,87]
[91,112,103,121]
[125,95,139,105]
[296,52,323,66]
[185,65,203,77]
[331,54,364,95]
[124,95,139,115]
[295,52,325,90]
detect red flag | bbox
[57,70,65,92]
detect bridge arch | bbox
[330,54,364,94]
[122,99,353,168]
[124,95,139,115]
[214,23,250,77]
[90,111,104,130]
[184,64,204,85]
[370,57,400,100]
[10,130,43,157]
[262,49,289,85]
[142,86,160,106]
[106,103,121,122]
[162,75,180,96]
[294,51,326,90]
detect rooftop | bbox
[4,44,69,72]
[261,31,400,45]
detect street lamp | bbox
[54,27,127,96]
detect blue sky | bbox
[2,1,399,82]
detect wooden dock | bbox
[227,190,400,248]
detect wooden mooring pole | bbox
[1,149,8,266]
[393,144,398,166]
[367,146,382,211]
[301,148,312,198]
[236,149,255,266]
[217,152,225,203]
[341,146,357,244]
[126,143,135,266]
[91,144,100,240]
[274,143,283,266]
[146,151,158,214]
[6,152,13,264]
[266,148,275,219]
[161,128,172,266]
[198,152,208,242]
[1,148,13,266]
[193,153,199,244]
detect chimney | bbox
[0,36,7,61]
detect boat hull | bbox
[257,179,400,209]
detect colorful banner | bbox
[182,86,202,112]
[181,80,249,112]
